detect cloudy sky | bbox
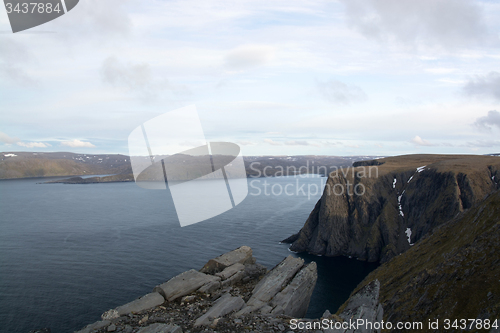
[1,0,500,156]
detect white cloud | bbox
[340,0,497,51]
[424,68,458,74]
[0,39,38,86]
[236,140,256,146]
[100,56,190,103]
[0,132,51,148]
[263,138,282,146]
[224,45,276,71]
[17,142,51,148]
[411,135,435,146]
[473,110,500,131]
[55,0,132,41]
[463,71,500,101]
[465,140,500,148]
[284,140,320,147]
[317,80,367,105]
[61,139,96,148]
[0,132,20,144]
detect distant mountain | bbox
[0,151,380,181]
[283,154,500,262]
[0,152,130,179]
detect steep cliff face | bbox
[285,155,500,262]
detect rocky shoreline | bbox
[75,246,382,333]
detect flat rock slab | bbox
[248,255,304,306]
[136,323,183,333]
[194,293,245,327]
[102,292,165,319]
[200,246,254,274]
[154,269,220,301]
[271,261,317,318]
[215,263,245,280]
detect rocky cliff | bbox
[284,155,500,262]
[75,247,386,333]
[75,247,318,333]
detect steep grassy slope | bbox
[342,190,500,331]
[284,155,500,262]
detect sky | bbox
[1,0,500,156]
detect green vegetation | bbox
[342,190,500,331]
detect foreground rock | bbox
[75,246,325,333]
[153,270,221,302]
[235,256,317,318]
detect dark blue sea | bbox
[0,175,378,333]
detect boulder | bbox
[234,255,305,316]
[249,255,304,305]
[221,270,246,287]
[153,269,220,301]
[200,246,254,274]
[270,261,317,318]
[136,323,182,333]
[102,292,165,319]
[194,293,245,327]
[198,280,221,294]
[215,263,245,280]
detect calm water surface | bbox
[0,176,378,333]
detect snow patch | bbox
[407,175,414,183]
[405,228,414,246]
[398,190,405,217]
[393,178,397,188]
[4,153,17,157]
[416,165,427,173]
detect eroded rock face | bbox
[285,155,500,262]
[270,261,317,318]
[200,245,255,274]
[235,256,317,318]
[77,246,318,333]
[153,270,221,302]
[102,292,165,320]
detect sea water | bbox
[0,175,378,333]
